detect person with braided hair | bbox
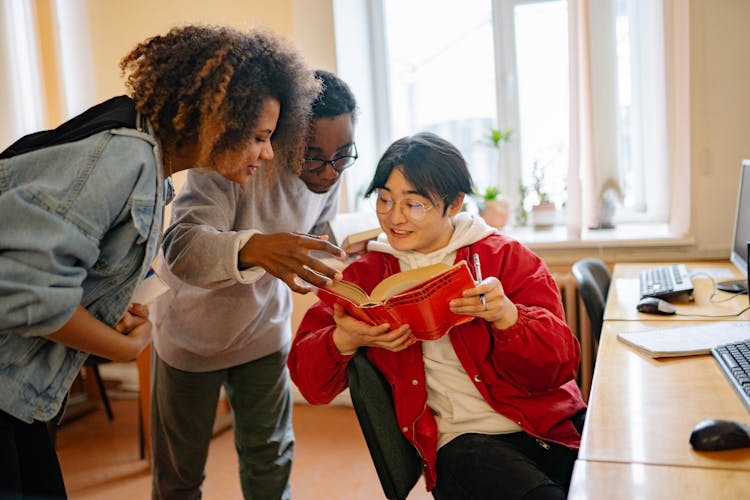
[0,25,338,499]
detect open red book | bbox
[316,260,476,341]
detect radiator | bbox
[551,271,594,401]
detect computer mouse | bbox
[690,419,750,451]
[636,297,676,315]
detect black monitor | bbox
[717,159,750,293]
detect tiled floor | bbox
[56,397,431,499]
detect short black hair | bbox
[312,70,358,121]
[365,132,474,214]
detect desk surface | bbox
[604,261,750,321]
[568,460,750,499]
[578,320,750,470]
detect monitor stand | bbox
[716,278,748,294]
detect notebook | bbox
[617,322,750,358]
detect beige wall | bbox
[83,0,335,103]
[689,0,750,258]
[74,0,335,202]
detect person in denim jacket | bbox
[0,25,336,499]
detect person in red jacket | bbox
[289,132,586,500]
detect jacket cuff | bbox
[492,304,529,342]
[325,328,356,362]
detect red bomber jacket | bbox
[288,233,586,491]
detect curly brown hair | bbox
[120,25,320,174]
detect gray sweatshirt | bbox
[150,166,339,372]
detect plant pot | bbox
[480,198,510,228]
[531,202,555,230]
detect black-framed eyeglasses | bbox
[304,143,358,175]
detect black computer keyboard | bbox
[711,339,750,412]
[639,263,694,300]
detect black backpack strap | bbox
[0,95,138,159]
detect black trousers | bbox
[432,432,578,500]
[0,410,67,499]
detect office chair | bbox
[347,350,422,500]
[571,258,612,345]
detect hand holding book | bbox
[317,261,477,341]
[447,261,520,331]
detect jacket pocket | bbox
[131,196,155,244]
[0,334,47,367]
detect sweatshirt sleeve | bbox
[161,170,264,288]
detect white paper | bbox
[130,269,169,304]
[617,322,750,358]
[690,268,735,279]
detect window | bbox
[333,0,684,234]
[0,0,95,147]
[0,0,44,141]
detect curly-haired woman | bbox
[0,25,336,498]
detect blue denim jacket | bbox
[0,122,166,423]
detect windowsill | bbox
[505,223,695,250]
[332,210,710,267]
[499,223,704,267]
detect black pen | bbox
[473,253,487,309]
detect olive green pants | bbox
[150,346,293,499]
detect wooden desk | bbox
[605,261,750,321]
[568,460,750,499]
[579,321,750,470]
[574,260,750,497]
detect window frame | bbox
[333,0,687,234]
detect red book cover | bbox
[316,261,476,341]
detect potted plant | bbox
[528,160,555,230]
[515,183,529,227]
[476,186,510,228]
[485,127,513,149]
[476,126,514,228]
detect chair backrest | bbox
[571,258,612,343]
[347,350,422,500]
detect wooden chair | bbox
[84,356,115,420]
[48,355,146,459]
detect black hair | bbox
[364,132,474,214]
[312,70,358,121]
